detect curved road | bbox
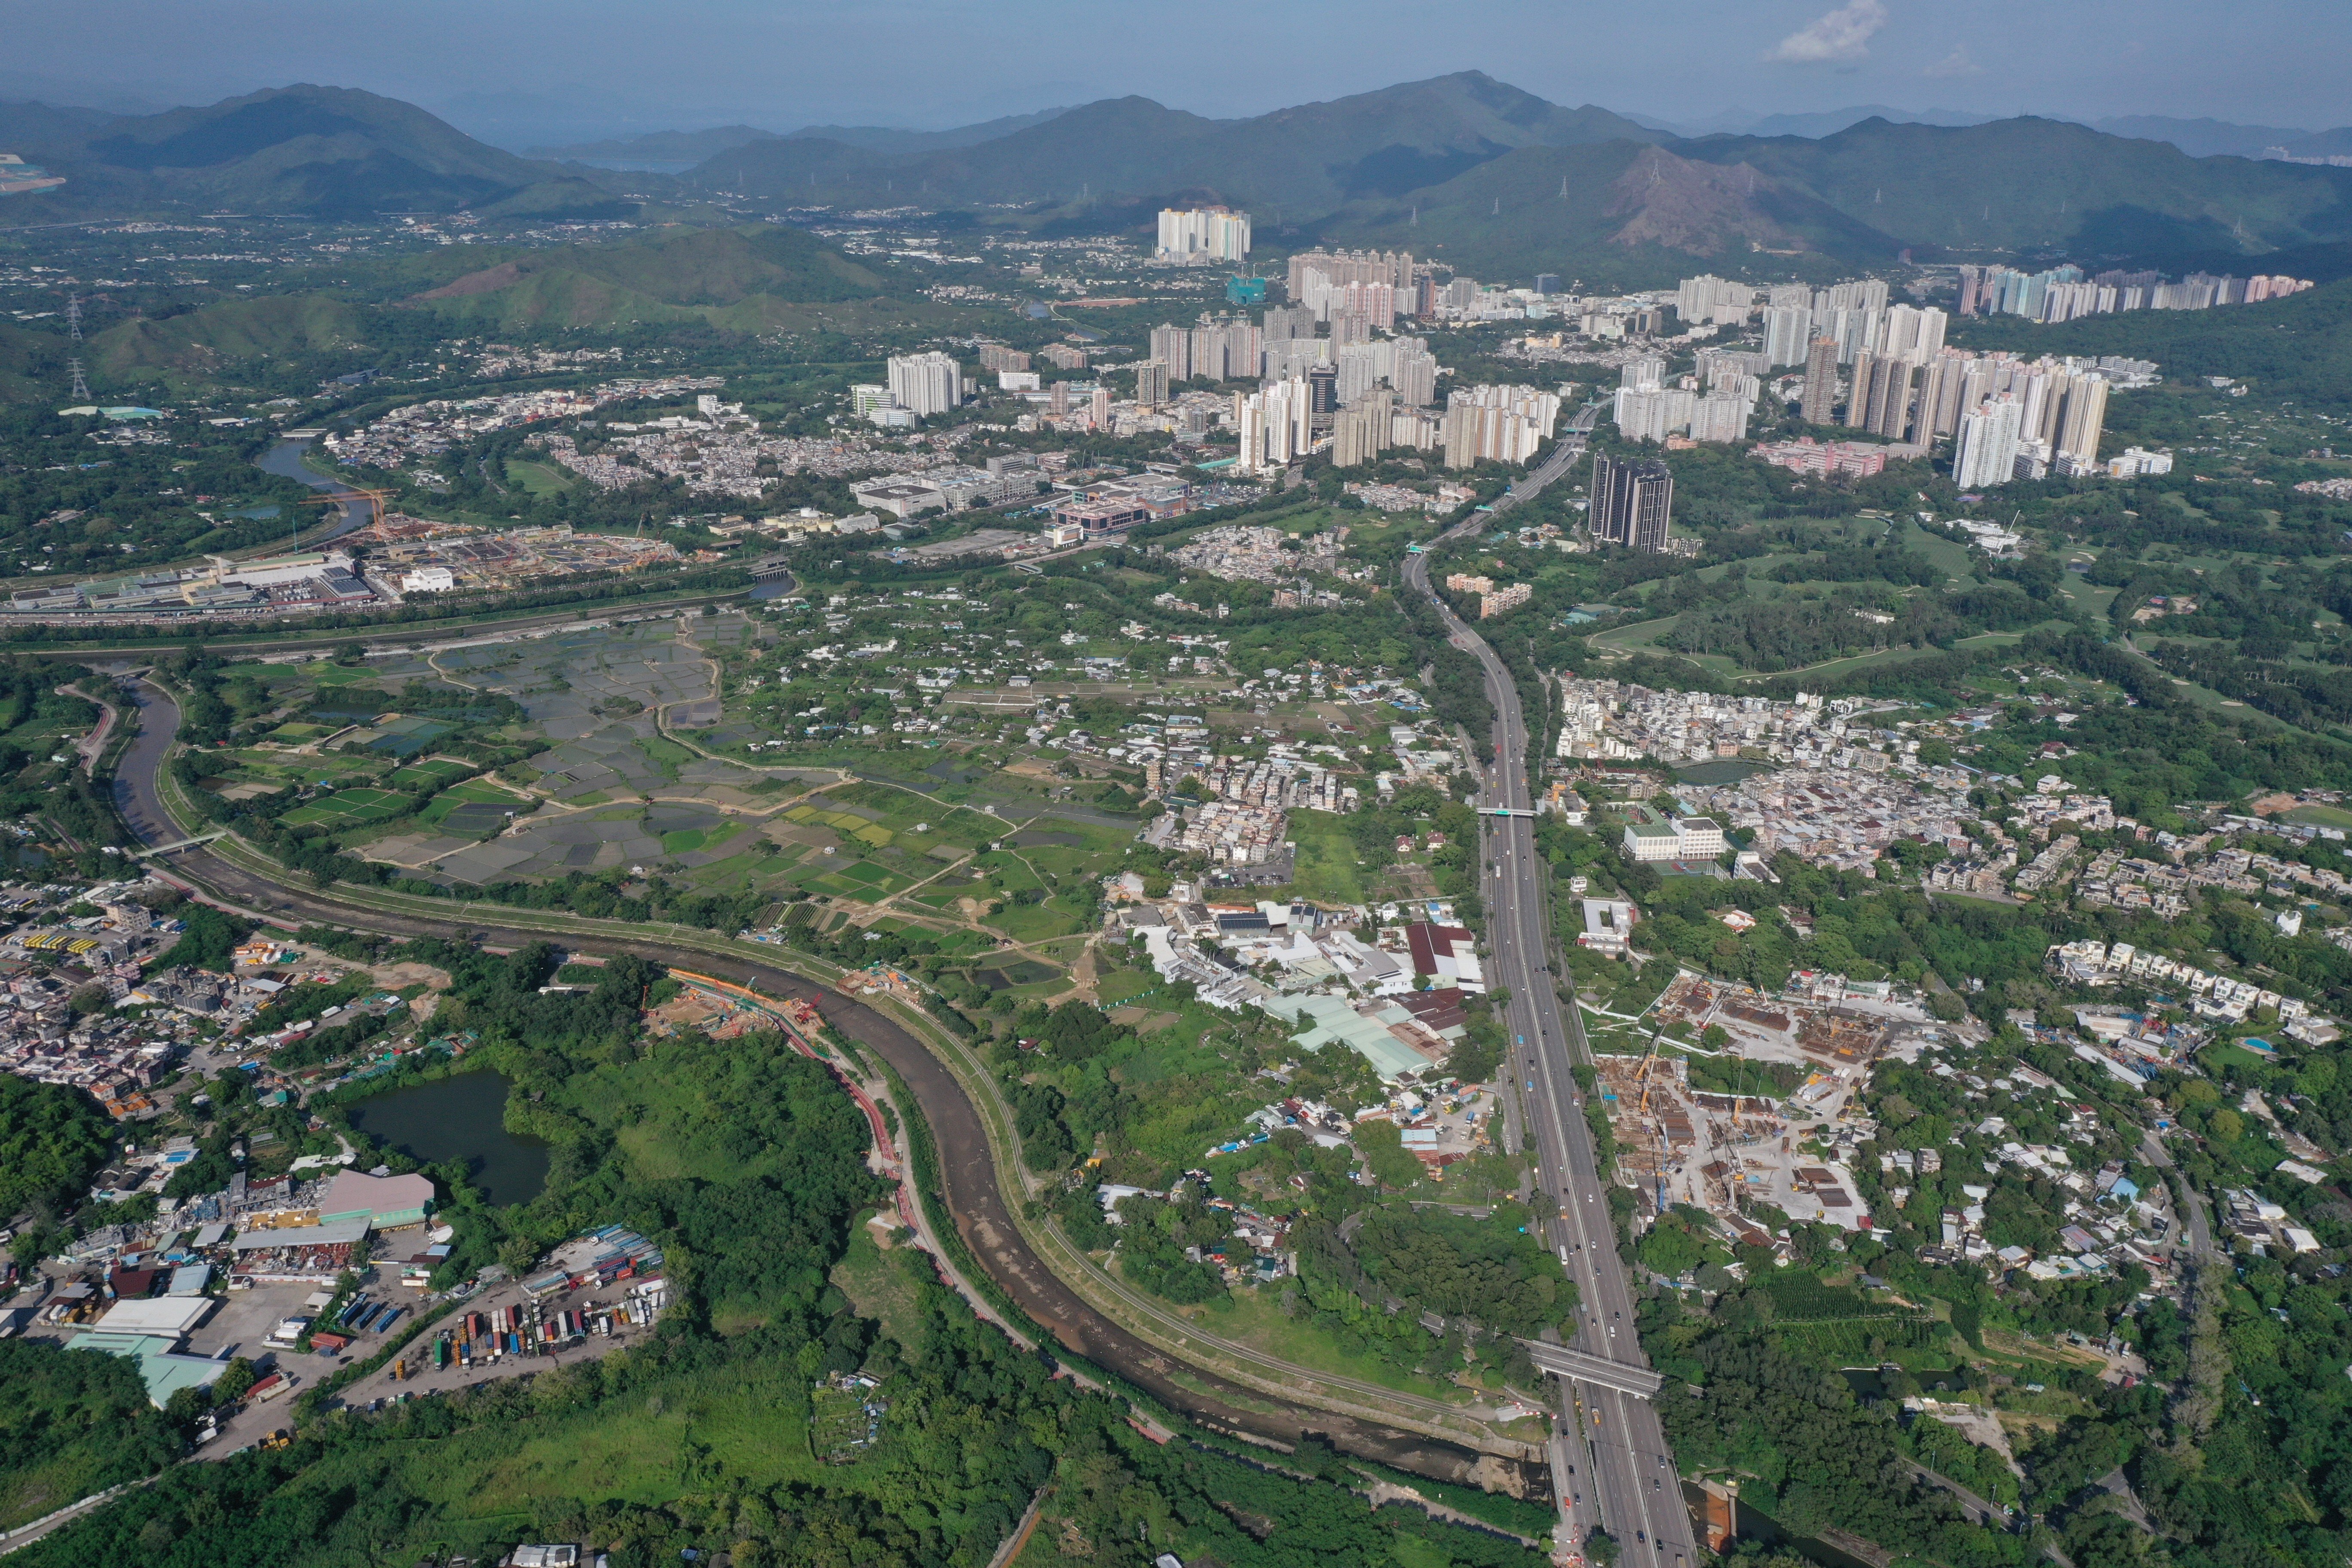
[1403,410,1698,1566]
[106,677,1510,1488]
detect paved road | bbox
[58,681,119,775]
[1402,410,1696,1566]
[106,677,1512,1488]
[2139,1129,2209,1258]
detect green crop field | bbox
[388,757,474,787]
[661,822,747,855]
[442,779,529,805]
[279,786,410,827]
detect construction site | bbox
[354,520,684,594]
[1589,972,1904,1247]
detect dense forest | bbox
[0,1074,115,1246]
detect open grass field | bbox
[442,779,529,806]
[280,785,410,828]
[1094,968,1155,1004]
[504,457,583,498]
[830,1214,932,1354]
[388,756,475,787]
[1893,518,1977,580]
[392,1358,831,1537]
[1164,1278,1470,1406]
[1279,808,1365,905]
[985,900,1090,944]
[1731,643,1945,684]
[662,821,748,855]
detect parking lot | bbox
[322,1271,662,1415]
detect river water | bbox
[255,438,372,543]
[345,1069,551,1206]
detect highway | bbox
[1403,411,1697,1566]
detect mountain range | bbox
[661,74,2352,282]
[527,108,1073,167]
[3,74,2350,288]
[0,84,628,221]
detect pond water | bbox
[345,1070,551,1206]
[1673,759,1771,786]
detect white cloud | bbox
[1923,46,1982,77]
[1766,0,1889,64]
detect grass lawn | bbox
[1895,519,1976,580]
[1732,643,1943,684]
[505,457,582,497]
[1283,808,1365,904]
[986,901,1089,943]
[1095,968,1155,1004]
[1588,615,1680,653]
[2285,804,2352,830]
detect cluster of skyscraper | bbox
[1804,338,2113,487]
[1943,356,2112,487]
[1227,370,1554,475]
[1957,263,2312,322]
[1155,207,1252,264]
[1439,385,1563,470]
[1613,358,1754,445]
[873,352,965,421]
[1145,310,1439,401]
[1754,281,1949,371]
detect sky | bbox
[3,0,2348,147]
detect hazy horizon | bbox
[2,0,2346,150]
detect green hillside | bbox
[404,224,892,331]
[88,294,370,382]
[693,72,1666,214]
[0,84,632,224]
[1314,141,1900,286]
[1950,275,2352,405]
[1678,116,2352,260]
[0,323,70,404]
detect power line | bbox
[66,293,88,401]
